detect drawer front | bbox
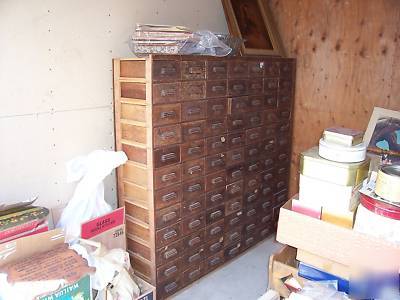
[205,118,227,137]
[206,204,225,225]
[245,173,262,192]
[280,61,294,77]
[228,60,249,78]
[181,195,205,217]
[246,112,264,128]
[227,115,246,131]
[181,60,206,81]
[226,164,245,184]
[158,276,182,299]
[265,109,280,124]
[182,177,205,200]
[156,240,184,267]
[263,138,277,154]
[181,100,207,122]
[205,236,224,257]
[224,210,243,231]
[264,61,279,77]
[153,60,180,81]
[182,229,206,250]
[181,139,205,162]
[278,121,290,134]
[182,246,205,265]
[225,197,242,216]
[262,169,275,185]
[207,60,227,80]
[248,95,264,111]
[224,243,242,261]
[278,108,291,121]
[228,79,248,96]
[154,164,182,190]
[182,120,206,142]
[155,203,181,229]
[224,227,242,246]
[244,204,259,222]
[205,153,226,174]
[206,188,226,208]
[206,80,228,98]
[181,81,206,100]
[205,250,224,272]
[227,131,245,149]
[277,135,290,149]
[206,135,227,155]
[279,78,292,93]
[243,220,258,236]
[277,93,292,108]
[248,60,264,77]
[153,83,181,104]
[182,157,205,181]
[244,189,261,206]
[265,124,278,138]
[157,258,182,283]
[243,234,258,249]
[153,103,181,126]
[154,145,181,169]
[259,224,273,240]
[205,219,224,239]
[260,212,273,226]
[245,143,261,161]
[207,97,228,118]
[275,178,289,196]
[226,180,244,200]
[246,127,263,144]
[265,91,278,109]
[260,197,273,213]
[248,78,263,95]
[261,184,274,199]
[156,222,182,247]
[246,160,263,175]
[229,96,248,114]
[276,164,290,177]
[264,77,279,91]
[226,148,245,167]
[277,151,290,165]
[154,124,182,148]
[182,262,205,286]
[155,184,182,210]
[182,212,206,235]
[205,170,226,192]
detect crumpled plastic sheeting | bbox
[57,150,127,241]
[180,30,232,57]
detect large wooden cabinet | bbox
[113,55,295,299]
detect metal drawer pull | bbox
[281,96,289,102]
[211,122,223,129]
[189,202,201,211]
[211,159,223,167]
[265,159,274,166]
[262,215,272,223]
[232,119,243,126]
[277,194,286,201]
[210,210,222,220]
[164,265,178,277]
[248,164,258,172]
[232,84,244,91]
[281,111,290,118]
[261,228,270,237]
[160,111,175,118]
[209,257,221,266]
[188,219,201,229]
[160,88,177,97]
[211,177,224,185]
[266,128,275,136]
[161,152,176,162]
[249,133,259,140]
[188,127,201,134]
[162,211,177,223]
[262,187,272,196]
[211,86,225,93]
[161,172,176,182]
[229,232,240,241]
[160,66,176,75]
[229,217,240,226]
[246,224,256,232]
[188,252,201,263]
[249,148,258,156]
[212,141,224,149]
[188,66,203,74]
[228,247,240,256]
[230,202,241,211]
[248,179,257,187]
[212,104,224,111]
[212,66,226,73]
[247,193,257,202]
[189,268,201,279]
[251,83,262,90]
[188,236,201,246]
[233,65,245,72]
[268,82,276,89]
[280,124,289,131]
[235,102,246,109]
[262,201,271,209]
[187,107,201,115]
[250,116,260,124]
[267,113,277,121]
[160,131,176,139]
[229,185,241,194]
[188,85,203,95]
[164,282,178,293]
[164,248,178,259]
[188,165,201,174]
[278,168,286,174]
[210,193,223,202]
[231,170,242,179]
[188,146,201,155]
[246,237,255,245]
[162,192,177,202]
[210,226,222,235]
[232,153,242,160]
[278,154,288,160]
[266,97,275,105]
[163,229,177,240]
[210,242,222,252]
[231,137,242,144]
[264,174,273,181]
[251,65,262,72]
[247,209,256,217]
[279,138,288,146]
[265,144,274,151]
[187,183,201,192]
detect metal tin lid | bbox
[360,193,400,221]
[375,164,400,203]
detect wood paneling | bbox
[269,0,400,195]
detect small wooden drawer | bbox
[224,227,242,246]
[205,170,226,192]
[229,96,248,114]
[262,169,276,185]
[265,91,278,108]
[227,115,246,131]
[205,250,224,272]
[278,108,291,121]
[245,143,261,161]
[154,124,182,148]
[248,95,264,111]
[246,126,264,144]
[279,78,292,92]
[181,100,207,122]
[261,184,274,199]
[226,164,245,184]
[153,103,181,126]
[205,219,224,239]
[181,139,205,162]
[276,164,289,176]
[157,258,182,283]
[206,80,228,98]
[243,221,258,236]
[207,60,228,80]
[245,173,262,192]
[182,262,205,286]
[206,204,225,224]
[264,78,279,91]
[158,276,182,299]
[181,60,206,81]
[264,61,279,77]
[260,212,273,226]
[226,148,245,167]
[182,177,205,201]
[243,234,258,249]
[280,61,294,76]
[265,124,278,138]
[263,156,276,170]
[154,145,181,169]
[260,199,273,215]
[182,229,206,250]
[246,160,263,175]
[156,240,184,267]
[244,204,259,222]
[228,60,249,78]
[154,164,182,190]
[207,97,228,118]
[224,242,242,261]
[205,153,226,174]
[278,121,290,133]
[182,120,206,142]
[277,152,290,165]
[264,110,280,124]
[182,212,206,235]
[182,157,205,181]
[228,79,248,96]
[153,82,181,104]
[155,203,181,229]
[224,210,243,231]
[277,93,292,108]
[155,184,182,210]
[225,197,242,216]
[181,81,206,100]
[259,225,272,240]
[206,135,227,155]
[249,60,264,77]
[156,222,182,247]
[205,118,227,137]
[226,180,243,200]
[153,60,181,81]
[227,131,245,148]
[182,246,205,265]
[275,178,289,195]
[246,112,264,128]
[244,189,261,205]
[248,78,263,95]
[205,236,224,257]
[181,194,205,217]
[263,138,276,154]
[277,135,290,149]
[275,190,288,205]
[206,187,226,208]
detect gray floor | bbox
[172,236,283,300]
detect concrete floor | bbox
[172,236,283,300]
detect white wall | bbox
[0,0,228,210]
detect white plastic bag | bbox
[57,150,127,240]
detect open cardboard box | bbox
[276,198,400,272]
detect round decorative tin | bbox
[375,165,400,203]
[318,139,366,163]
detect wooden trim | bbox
[119,77,147,83]
[120,119,147,127]
[120,97,147,106]
[121,139,147,149]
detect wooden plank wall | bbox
[268,0,400,196]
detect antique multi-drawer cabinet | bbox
[113,55,295,299]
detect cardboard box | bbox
[276,198,400,272]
